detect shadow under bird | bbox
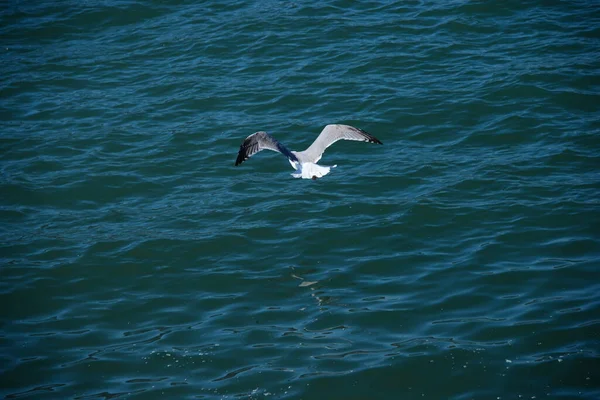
[234,124,382,179]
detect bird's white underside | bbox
[290,161,337,179]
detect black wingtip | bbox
[234,134,257,166]
[234,153,245,166]
[356,127,383,145]
[234,146,245,166]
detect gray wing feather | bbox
[235,131,298,166]
[300,124,382,163]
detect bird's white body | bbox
[289,160,337,179]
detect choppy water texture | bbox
[2,1,600,399]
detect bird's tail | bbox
[291,163,337,179]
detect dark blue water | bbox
[1,1,599,399]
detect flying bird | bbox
[234,124,382,179]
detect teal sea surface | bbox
[1,1,599,399]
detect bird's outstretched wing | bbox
[299,124,382,163]
[235,131,298,166]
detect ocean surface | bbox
[1,1,599,399]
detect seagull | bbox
[234,124,382,179]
